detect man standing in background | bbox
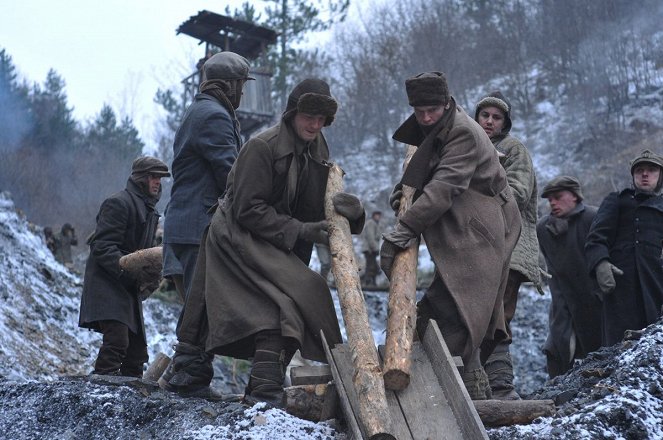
[162,51,252,301]
[537,176,602,377]
[361,210,383,287]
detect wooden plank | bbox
[422,320,489,440]
[290,365,333,386]
[380,344,464,440]
[322,332,363,440]
[332,344,413,440]
[473,399,556,427]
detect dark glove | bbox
[139,279,160,301]
[389,183,403,212]
[380,240,402,280]
[380,223,418,280]
[299,220,329,245]
[332,192,364,221]
[595,260,623,295]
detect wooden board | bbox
[422,320,489,439]
[379,344,464,440]
[290,365,333,386]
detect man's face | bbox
[477,106,506,139]
[293,112,326,141]
[547,190,578,217]
[633,163,661,192]
[414,104,446,126]
[147,175,162,197]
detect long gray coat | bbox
[79,179,159,340]
[493,134,542,290]
[178,121,360,362]
[392,102,521,361]
[537,203,602,369]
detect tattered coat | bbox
[585,189,663,346]
[179,121,359,362]
[79,179,159,340]
[537,203,602,368]
[493,134,542,290]
[392,102,521,361]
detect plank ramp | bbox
[323,321,488,439]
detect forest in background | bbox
[2,0,663,239]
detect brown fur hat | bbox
[405,72,450,107]
[283,78,338,126]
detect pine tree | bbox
[0,49,31,148]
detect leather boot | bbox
[244,331,293,408]
[158,342,222,400]
[484,346,521,400]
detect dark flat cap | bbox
[203,52,254,81]
[541,176,583,201]
[131,156,170,177]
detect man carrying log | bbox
[159,79,365,405]
[79,156,170,377]
[382,72,521,399]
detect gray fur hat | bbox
[283,78,338,126]
[474,90,512,133]
[405,72,450,107]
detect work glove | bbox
[332,192,364,222]
[298,220,329,245]
[595,260,624,296]
[380,222,418,279]
[389,183,403,213]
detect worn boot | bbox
[484,347,521,400]
[461,367,492,400]
[244,331,293,408]
[158,342,222,400]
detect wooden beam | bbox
[383,145,419,391]
[473,400,556,427]
[143,352,171,382]
[325,164,394,440]
[290,365,333,386]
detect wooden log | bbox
[284,383,339,422]
[383,145,419,391]
[473,399,556,427]
[325,164,394,440]
[143,352,171,382]
[118,246,162,276]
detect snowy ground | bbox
[1,191,662,439]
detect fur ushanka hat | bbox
[283,78,338,126]
[405,71,450,107]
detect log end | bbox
[383,369,410,391]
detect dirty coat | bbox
[585,188,663,346]
[392,101,521,361]
[493,134,542,290]
[179,121,360,362]
[79,179,159,340]
[537,203,602,369]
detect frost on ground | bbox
[2,189,663,439]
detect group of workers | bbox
[75,51,663,408]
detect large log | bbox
[325,164,394,440]
[473,399,556,427]
[383,145,419,391]
[118,246,162,276]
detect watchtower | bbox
[177,10,278,136]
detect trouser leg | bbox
[93,320,130,375]
[120,329,148,378]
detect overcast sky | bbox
[0,1,248,149]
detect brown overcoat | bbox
[393,102,521,361]
[178,120,345,363]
